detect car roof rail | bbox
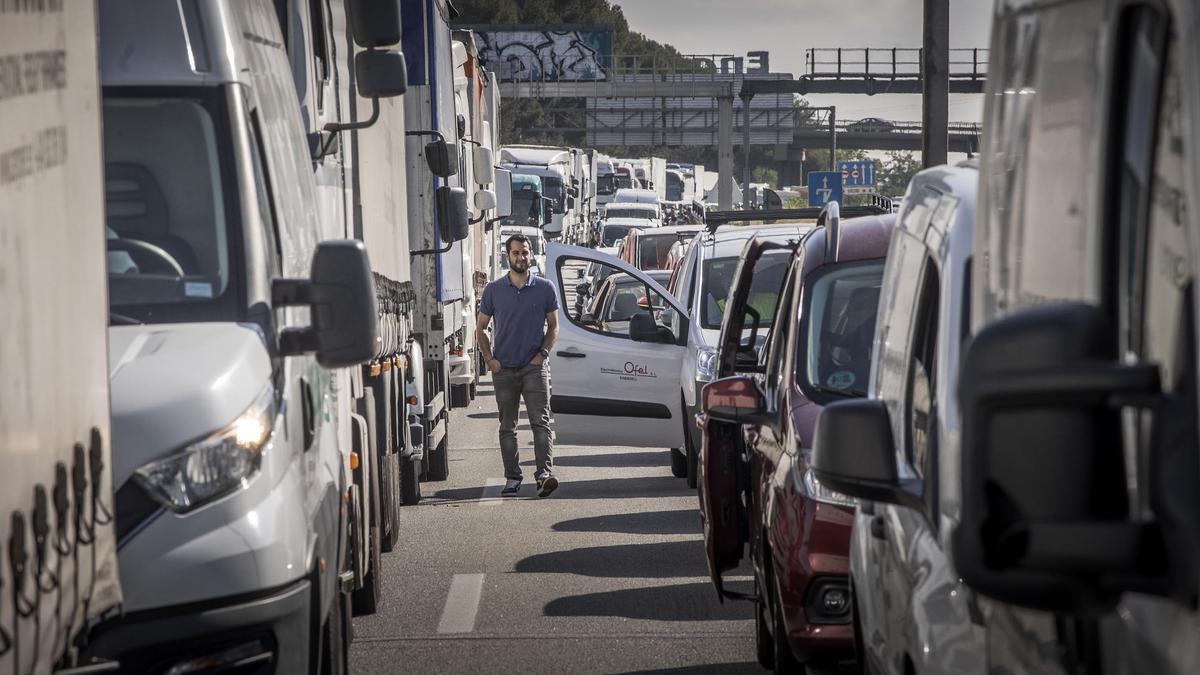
[703,204,888,234]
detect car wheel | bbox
[670,447,688,478]
[772,580,805,674]
[320,590,350,675]
[685,438,698,489]
[755,580,776,669]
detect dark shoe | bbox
[536,475,559,498]
[501,479,522,496]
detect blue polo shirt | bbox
[479,273,560,368]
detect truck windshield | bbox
[597,174,616,195]
[103,88,241,323]
[507,185,542,226]
[801,261,885,398]
[614,174,633,190]
[700,252,789,329]
[604,207,656,220]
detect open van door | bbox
[546,243,687,447]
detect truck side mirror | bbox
[493,169,513,218]
[437,186,470,243]
[273,240,379,368]
[586,180,597,199]
[348,0,401,47]
[474,189,496,211]
[952,302,1165,613]
[425,139,457,178]
[355,49,407,98]
[472,146,495,185]
[541,196,554,225]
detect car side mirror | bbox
[702,375,767,424]
[811,399,919,507]
[580,312,598,326]
[952,302,1165,613]
[347,0,401,47]
[355,49,407,98]
[472,146,495,185]
[436,186,470,243]
[474,189,497,211]
[273,240,379,368]
[425,139,457,178]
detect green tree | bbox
[878,151,922,197]
[751,166,778,187]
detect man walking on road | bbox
[476,234,560,497]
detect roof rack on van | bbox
[704,204,888,234]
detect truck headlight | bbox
[695,346,718,382]
[795,463,856,508]
[134,386,276,513]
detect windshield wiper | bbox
[109,311,144,326]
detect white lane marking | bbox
[437,573,485,634]
[480,477,506,505]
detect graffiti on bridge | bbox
[474,28,613,82]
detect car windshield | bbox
[801,261,886,397]
[601,223,644,246]
[604,207,656,220]
[700,252,789,329]
[104,89,239,321]
[638,232,696,270]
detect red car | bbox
[699,205,895,671]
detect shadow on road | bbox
[515,540,711,577]
[433,475,688,503]
[611,664,760,675]
[543,581,752,622]
[552,509,700,535]
[521,450,668,469]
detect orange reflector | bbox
[382,360,393,371]
[401,355,409,370]
[350,452,360,471]
[319,557,327,573]
[369,363,382,377]
[407,395,418,406]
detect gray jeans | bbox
[494,363,554,481]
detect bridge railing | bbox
[804,48,989,81]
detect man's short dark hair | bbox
[505,233,531,253]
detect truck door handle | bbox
[870,515,887,540]
[556,351,586,358]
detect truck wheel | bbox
[373,373,397,553]
[425,413,450,481]
[451,383,470,408]
[400,454,422,505]
[320,590,350,675]
[351,524,381,616]
[670,448,688,478]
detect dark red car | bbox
[699,206,895,671]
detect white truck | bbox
[401,0,491,503]
[500,145,581,241]
[86,1,382,670]
[0,4,121,672]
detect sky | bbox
[611,0,994,123]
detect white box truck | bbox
[0,4,122,672]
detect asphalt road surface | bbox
[351,373,762,674]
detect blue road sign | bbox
[807,171,843,207]
[838,160,877,187]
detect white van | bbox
[85,1,383,670]
[811,162,982,675]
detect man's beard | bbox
[509,259,529,273]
